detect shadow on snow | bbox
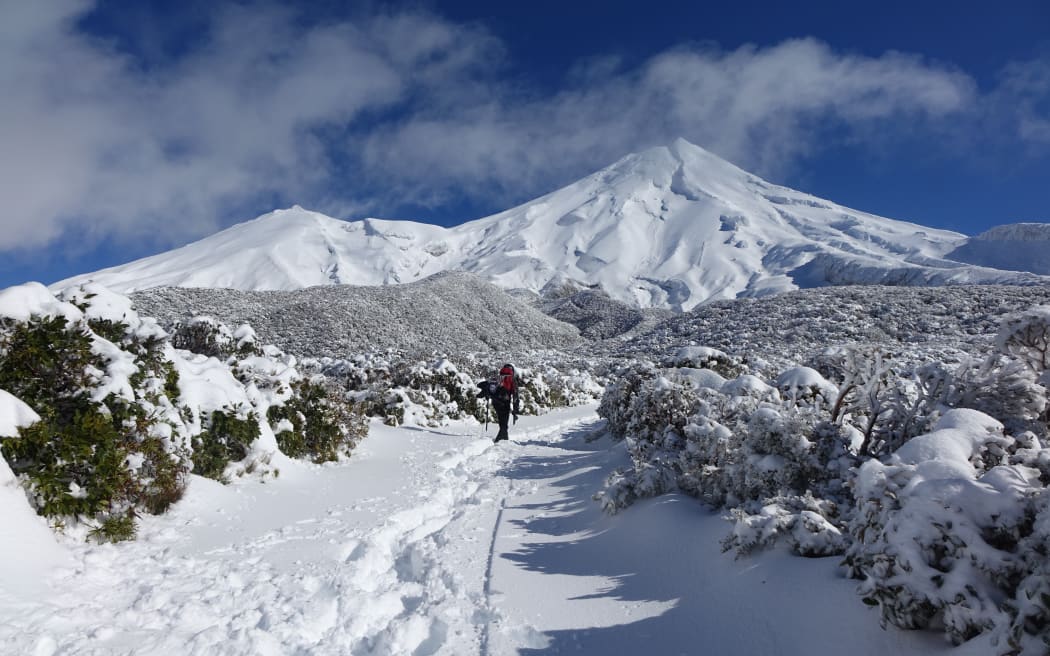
[493,421,732,655]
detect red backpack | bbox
[497,364,516,398]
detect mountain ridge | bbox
[54,139,1050,310]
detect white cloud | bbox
[0,1,496,251]
[0,2,1040,257]
[994,55,1050,145]
[359,39,978,208]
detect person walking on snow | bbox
[488,364,520,442]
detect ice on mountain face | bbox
[52,140,1047,310]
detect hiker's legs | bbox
[494,401,510,441]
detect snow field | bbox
[0,404,1001,655]
[0,405,592,654]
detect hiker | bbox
[477,363,520,442]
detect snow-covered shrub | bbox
[723,494,848,557]
[596,294,1050,646]
[946,355,1047,435]
[996,306,1050,375]
[774,366,837,410]
[931,308,1050,439]
[594,461,678,514]
[845,410,1044,646]
[0,285,189,541]
[267,378,367,463]
[0,283,372,540]
[170,316,259,360]
[597,360,657,440]
[625,374,703,450]
[190,409,260,481]
[317,352,603,427]
[395,359,486,425]
[1001,489,1050,653]
[811,345,942,457]
[522,364,605,409]
[664,345,744,378]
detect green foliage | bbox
[0,315,188,537]
[191,409,260,480]
[4,406,129,518]
[0,316,96,419]
[88,512,138,544]
[87,318,129,345]
[268,379,366,463]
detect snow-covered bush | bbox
[267,378,367,463]
[170,316,259,359]
[996,306,1050,375]
[598,357,849,554]
[394,359,487,425]
[0,283,371,541]
[723,494,848,557]
[664,345,744,378]
[946,355,1047,435]
[190,409,260,481]
[596,295,1050,648]
[774,366,837,410]
[315,353,603,427]
[845,410,1046,648]
[597,360,658,440]
[0,285,189,541]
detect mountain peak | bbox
[52,145,1048,307]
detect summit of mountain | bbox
[54,139,1049,310]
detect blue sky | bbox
[1,0,1049,289]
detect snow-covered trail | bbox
[2,405,979,655]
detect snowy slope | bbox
[54,139,1048,310]
[0,391,69,597]
[0,406,969,655]
[946,222,1050,275]
[129,271,581,357]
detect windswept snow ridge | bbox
[53,140,1048,310]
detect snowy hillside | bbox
[6,278,1050,652]
[946,222,1050,275]
[54,139,1048,310]
[610,284,1050,373]
[130,271,581,358]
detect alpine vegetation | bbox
[596,301,1050,652]
[307,352,603,428]
[130,271,582,358]
[0,283,366,542]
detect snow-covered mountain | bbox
[945,222,1050,275]
[54,139,1048,310]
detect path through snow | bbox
[1,405,987,655]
